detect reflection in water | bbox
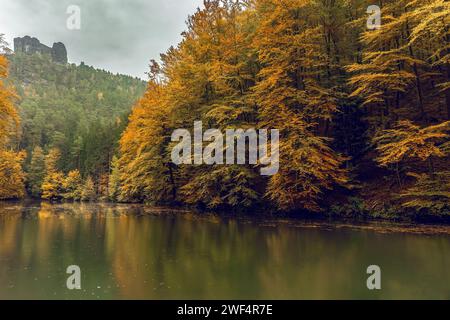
[0,202,449,299]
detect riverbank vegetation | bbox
[0,33,145,201]
[0,0,449,219]
[0,37,26,200]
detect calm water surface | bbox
[0,202,449,300]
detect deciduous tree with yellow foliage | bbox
[252,0,349,211]
[0,34,26,199]
[3,2,448,217]
[41,148,65,200]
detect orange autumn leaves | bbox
[114,0,449,213]
[0,55,18,146]
[113,0,350,211]
[0,38,26,199]
[1,1,448,214]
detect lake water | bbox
[0,201,449,300]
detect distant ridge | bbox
[14,36,67,64]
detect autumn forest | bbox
[1,0,449,219]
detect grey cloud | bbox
[0,0,203,78]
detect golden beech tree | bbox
[112,0,447,215]
[118,77,175,203]
[343,0,450,215]
[374,120,450,168]
[0,35,18,143]
[0,56,18,145]
[173,0,262,209]
[347,0,450,127]
[118,1,263,208]
[0,36,26,199]
[81,176,96,201]
[0,150,26,200]
[180,165,260,209]
[374,120,450,211]
[252,0,349,211]
[347,1,420,127]
[63,169,83,200]
[407,0,450,119]
[41,148,65,200]
[115,0,352,211]
[262,106,348,212]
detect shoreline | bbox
[1,199,450,234]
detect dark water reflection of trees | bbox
[0,202,449,299]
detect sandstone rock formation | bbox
[14,36,68,64]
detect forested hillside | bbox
[2,47,146,199]
[115,0,450,217]
[1,0,449,219]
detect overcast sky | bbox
[0,0,203,79]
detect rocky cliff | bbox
[14,36,67,64]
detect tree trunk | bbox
[168,163,177,202]
[405,13,426,120]
[445,64,450,120]
[445,35,450,120]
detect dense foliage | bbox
[1,0,449,218]
[115,0,450,215]
[1,47,146,200]
[8,51,146,174]
[0,35,25,199]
